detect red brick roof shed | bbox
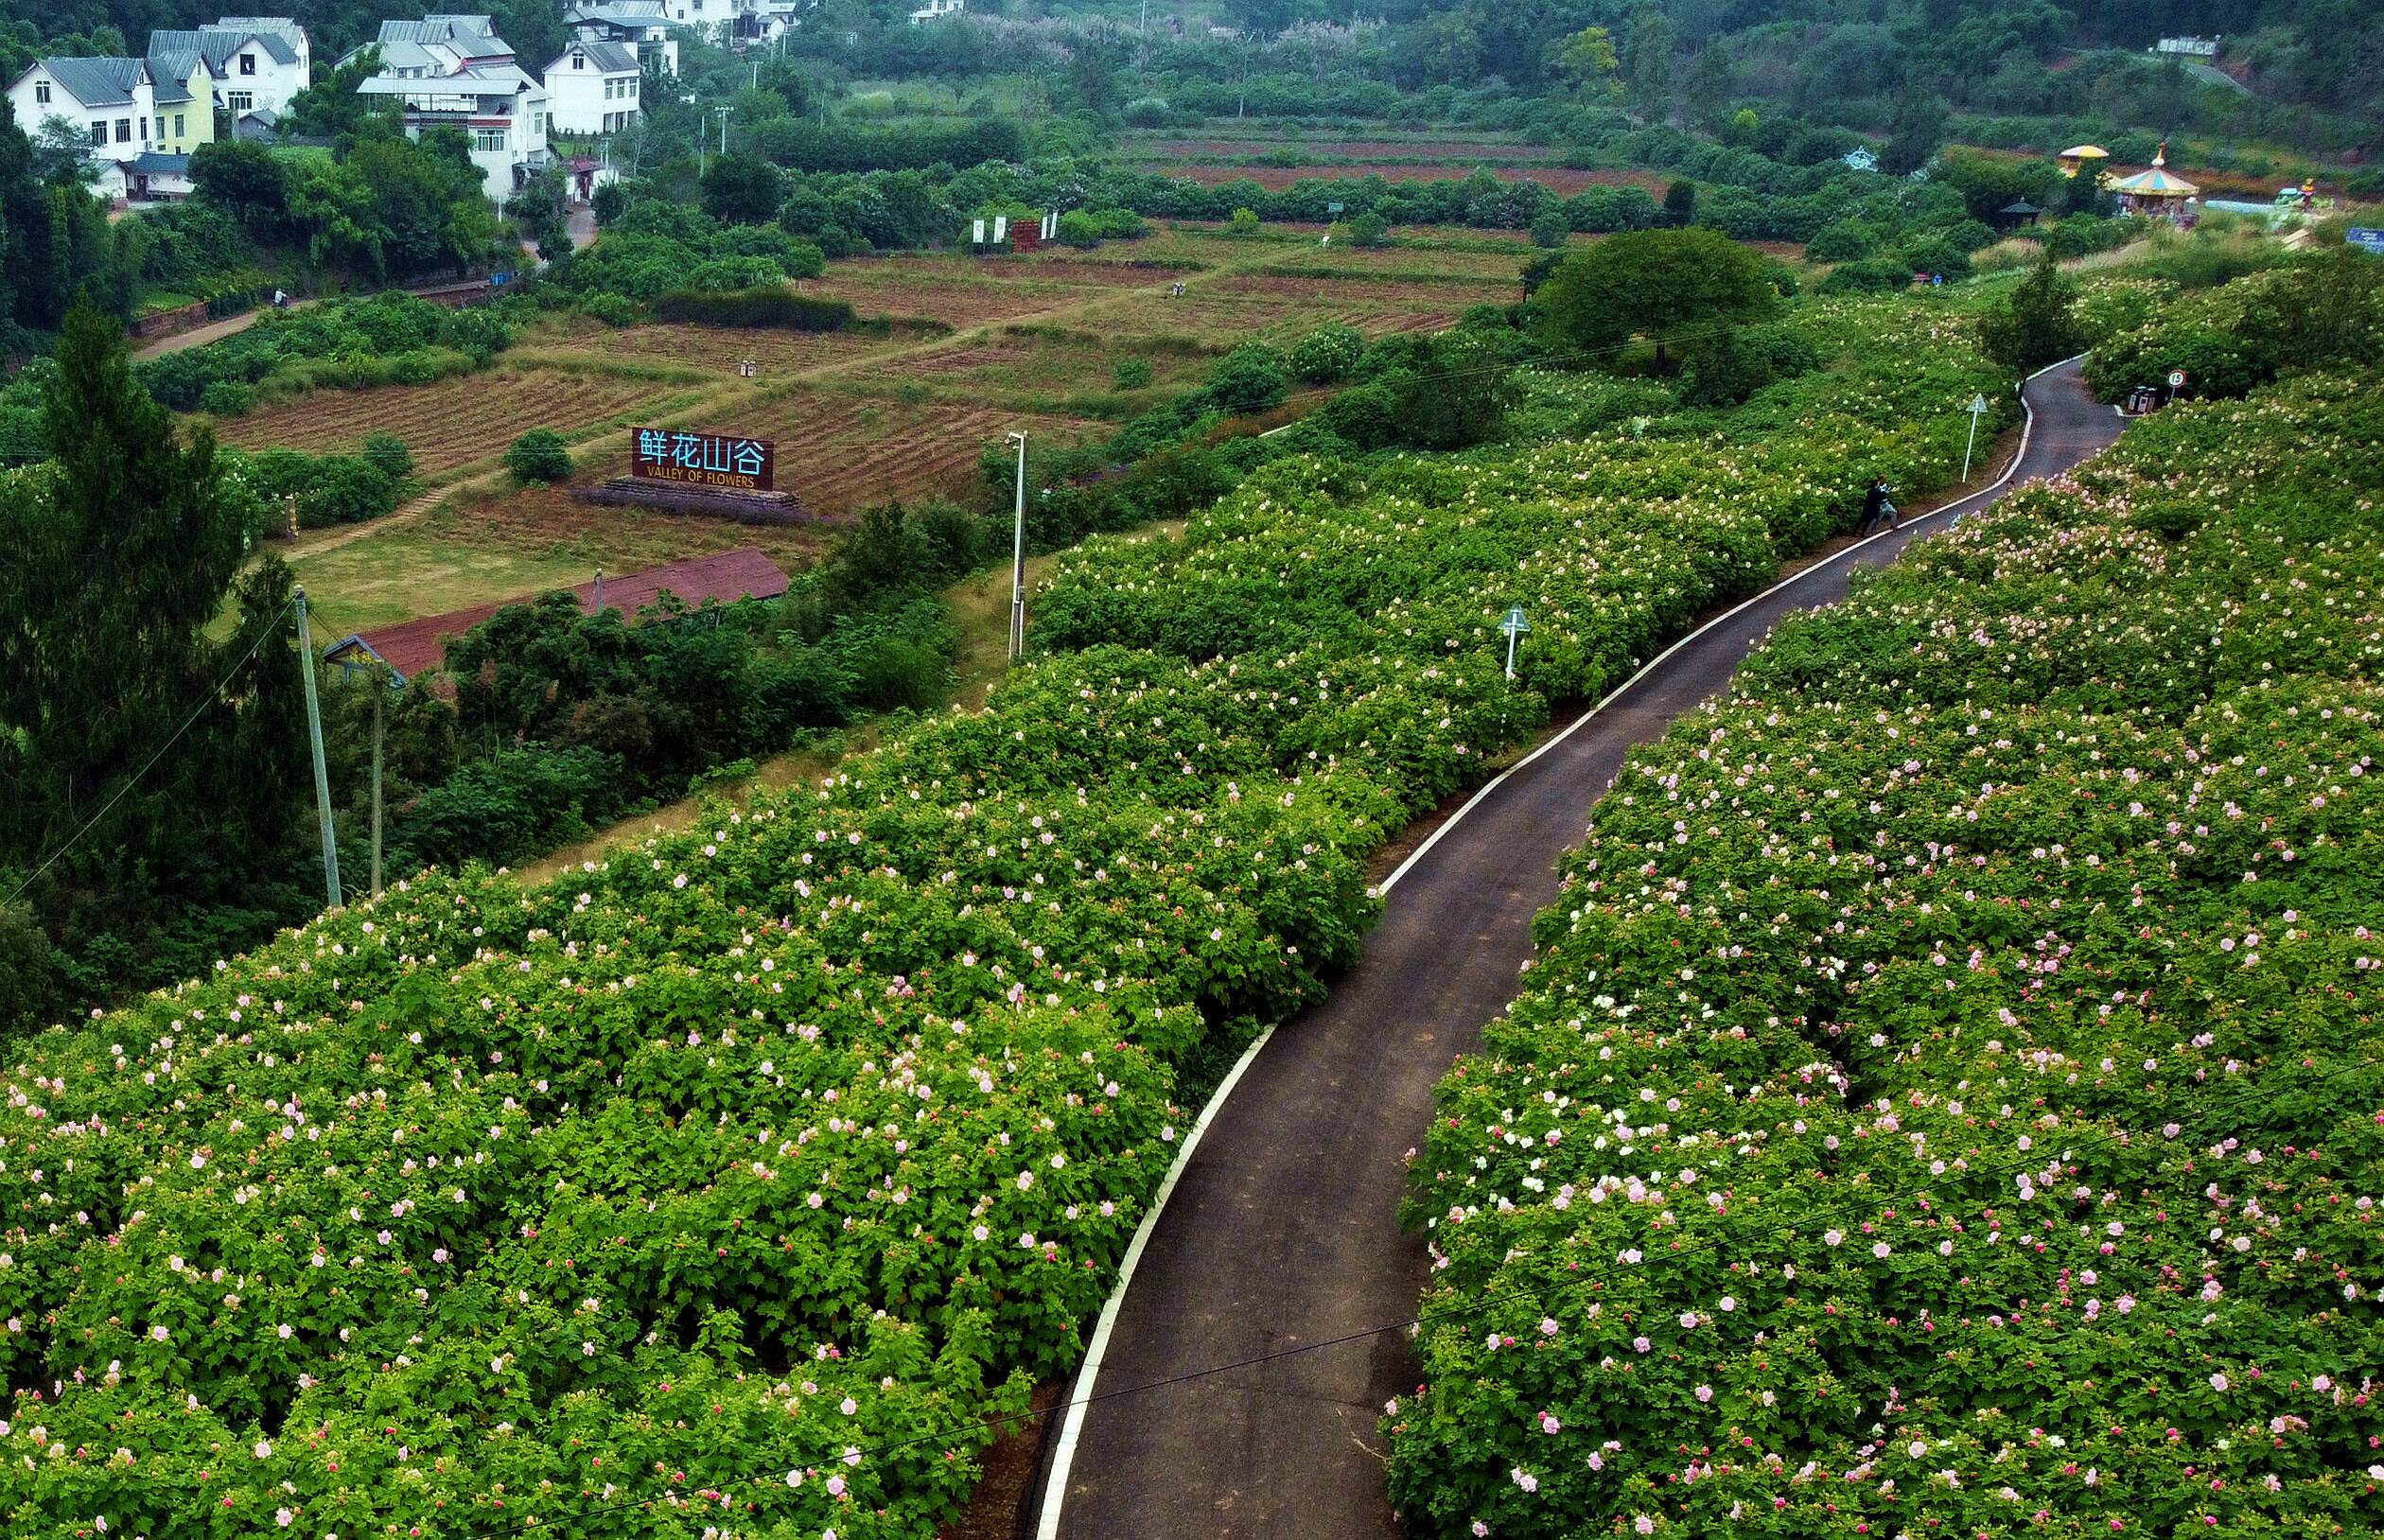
[349,548,789,680]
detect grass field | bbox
[245,226,1530,634]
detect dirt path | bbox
[1041,359,2127,1540]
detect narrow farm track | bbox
[1044,359,2126,1540]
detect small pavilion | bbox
[2058,144,2110,180]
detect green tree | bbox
[1534,226,1773,370]
[1206,344,1288,416]
[1883,82,1949,176]
[0,305,265,925]
[1550,26,1621,98]
[1662,178,1697,227]
[702,151,785,226]
[506,429,574,483]
[1978,250,2086,372]
[1623,7,1674,118]
[189,139,289,237]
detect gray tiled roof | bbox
[35,55,147,109]
[145,49,201,103]
[555,39,640,71]
[149,26,298,70]
[129,150,191,174]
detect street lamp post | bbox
[1006,431,1028,660]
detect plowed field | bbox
[542,324,901,376]
[719,394,1102,514]
[1139,139,1547,160]
[796,257,1176,326]
[220,372,673,473]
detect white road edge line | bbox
[1031,353,2082,1540]
[1378,350,2074,896]
[1032,1021,1277,1540]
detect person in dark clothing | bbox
[1856,477,1899,535]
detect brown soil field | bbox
[420,481,837,578]
[1210,270,1505,310]
[1160,166,1666,195]
[546,323,902,376]
[794,256,1178,326]
[219,371,673,472]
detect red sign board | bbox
[632,429,775,492]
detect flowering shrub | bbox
[1386,373,2384,1538]
[0,289,2019,1540]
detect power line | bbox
[4,594,297,907]
[444,1063,2324,1540]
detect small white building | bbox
[909,0,964,20]
[563,1,680,75]
[542,39,641,134]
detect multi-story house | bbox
[541,39,641,135]
[4,54,215,194]
[146,18,310,118]
[562,2,679,76]
[345,16,549,201]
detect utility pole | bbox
[294,586,342,909]
[368,666,386,901]
[1006,430,1027,661]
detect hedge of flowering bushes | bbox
[1385,373,2384,1538]
[0,291,2013,1540]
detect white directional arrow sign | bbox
[1962,393,1990,482]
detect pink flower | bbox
[1694,1385,1714,1403]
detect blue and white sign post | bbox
[1499,604,1531,681]
[2348,227,2384,255]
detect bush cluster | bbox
[1385,371,2384,1538]
[132,291,519,418]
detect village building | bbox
[541,39,641,135]
[563,0,681,70]
[343,15,550,202]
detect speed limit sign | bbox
[2168,370,2188,388]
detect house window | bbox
[532,111,544,132]
[93,122,108,147]
[227,90,253,111]
[240,52,256,75]
[116,118,132,143]
[139,116,149,140]
[571,49,586,68]
[33,80,48,104]
[174,114,186,136]
[474,127,507,152]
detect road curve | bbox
[1045,359,2124,1540]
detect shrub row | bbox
[1384,373,2384,1537]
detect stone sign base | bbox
[572,477,843,526]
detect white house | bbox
[908,0,964,21]
[147,18,310,116]
[562,1,679,75]
[541,39,640,134]
[8,56,159,162]
[347,17,549,201]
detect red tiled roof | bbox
[356,548,789,679]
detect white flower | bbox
[839,1396,858,1416]
[2210,1373,2230,1391]
[275,1509,294,1528]
[1908,1441,1927,1459]
[149,1325,169,1342]
[1873,1242,1891,1258]
[1718,1297,1735,1312]
[254,1441,272,1460]
[1824,1230,1843,1246]
[1635,1518,1656,1535]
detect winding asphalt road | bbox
[1040,359,2125,1540]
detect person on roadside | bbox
[1857,476,1899,535]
